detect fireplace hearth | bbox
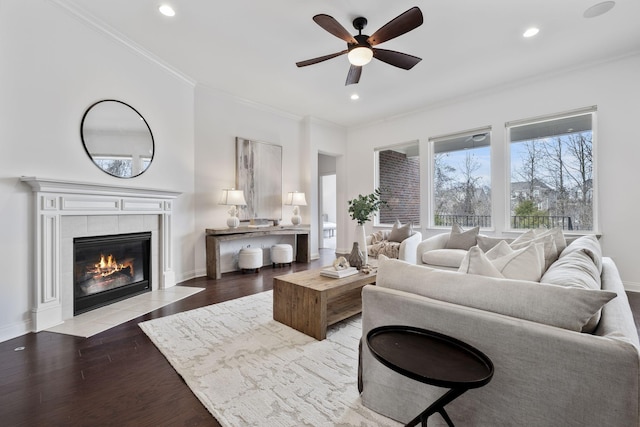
[74,232,151,314]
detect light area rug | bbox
[138,290,401,427]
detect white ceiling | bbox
[56,0,640,128]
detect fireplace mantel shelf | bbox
[21,176,181,199]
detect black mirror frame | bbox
[80,99,155,179]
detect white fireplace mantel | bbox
[21,176,181,331]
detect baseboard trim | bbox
[0,319,32,344]
[624,281,640,293]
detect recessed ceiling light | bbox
[350,94,360,101]
[523,27,539,38]
[158,4,175,17]
[584,1,615,18]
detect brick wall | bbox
[378,150,420,225]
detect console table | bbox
[205,226,310,279]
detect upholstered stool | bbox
[271,244,293,268]
[238,247,262,273]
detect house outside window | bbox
[375,141,420,226]
[507,107,596,231]
[430,129,492,228]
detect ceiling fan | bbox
[296,7,424,85]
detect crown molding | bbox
[49,0,196,87]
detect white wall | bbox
[345,53,640,289]
[193,87,348,275]
[0,1,196,341]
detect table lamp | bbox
[285,191,307,225]
[220,189,247,228]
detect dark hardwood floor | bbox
[0,250,336,427]
[2,249,640,427]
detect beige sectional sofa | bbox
[360,235,640,426]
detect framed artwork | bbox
[236,137,283,221]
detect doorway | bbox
[318,154,337,249]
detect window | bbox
[93,156,133,177]
[430,129,492,228]
[375,141,420,226]
[507,107,596,231]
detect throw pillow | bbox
[476,235,513,252]
[485,240,512,260]
[458,246,505,278]
[534,227,567,253]
[388,220,412,243]
[445,223,480,250]
[511,233,558,272]
[490,242,544,282]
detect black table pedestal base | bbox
[407,387,466,427]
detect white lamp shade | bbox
[220,189,247,206]
[285,191,307,206]
[348,47,373,66]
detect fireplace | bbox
[74,232,151,314]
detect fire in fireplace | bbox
[74,232,151,315]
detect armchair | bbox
[367,230,422,264]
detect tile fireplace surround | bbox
[21,177,181,332]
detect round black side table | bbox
[366,325,494,427]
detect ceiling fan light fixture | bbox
[348,47,373,66]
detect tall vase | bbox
[355,224,368,266]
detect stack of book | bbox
[320,266,358,278]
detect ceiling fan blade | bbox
[345,65,362,85]
[313,14,358,44]
[367,7,423,46]
[296,50,348,67]
[373,48,422,70]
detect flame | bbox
[93,254,128,277]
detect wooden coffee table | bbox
[273,267,376,340]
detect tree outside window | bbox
[508,110,595,231]
[432,132,492,228]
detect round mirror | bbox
[81,100,154,178]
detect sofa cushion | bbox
[377,258,617,333]
[540,249,603,332]
[445,223,479,250]
[541,250,601,291]
[388,220,412,243]
[422,249,468,268]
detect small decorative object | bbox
[333,256,350,271]
[361,265,377,275]
[348,242,365,270]
[220,189,247,229]
[285,191,307,225]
